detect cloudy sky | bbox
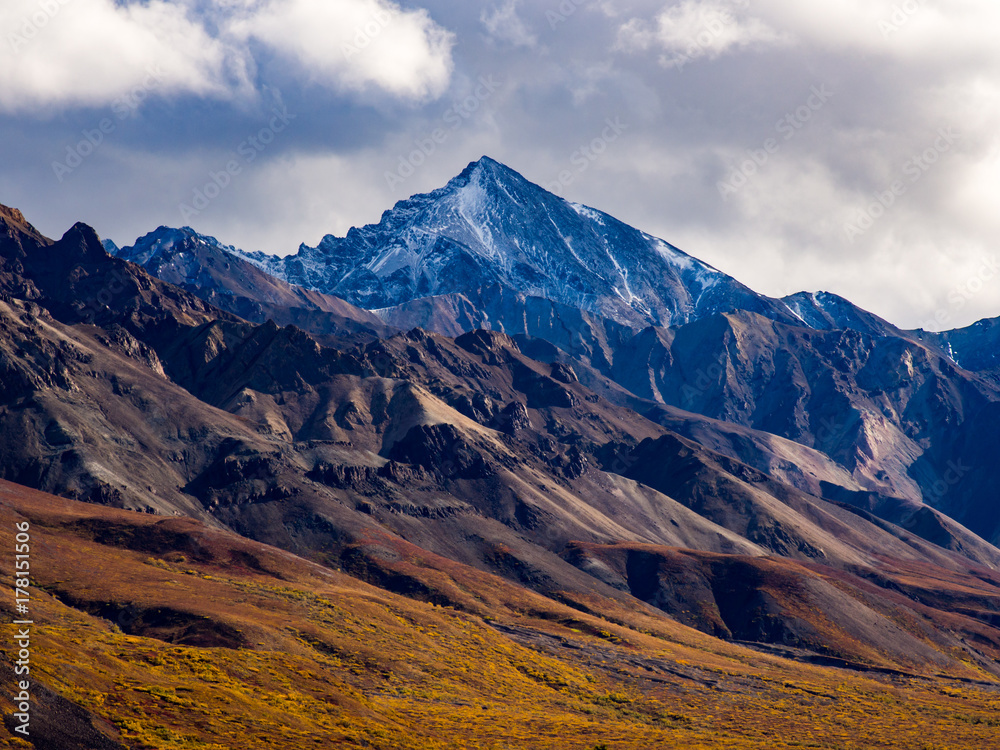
[1,0,998,330]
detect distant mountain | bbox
[780,290,902,339]
[599,310,1000,515]
[110,226,393,342]
[248,157,800,330]
[911,317,1000,377]
[114,160,904,364]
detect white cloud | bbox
[481,0,537,48]
[616,1,789,68]
[0,0,454,113]
[709,0,1000,67]
[229,0,453,100]
[600,1,1000,328]
[0,0,245,113]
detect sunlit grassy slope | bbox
[2,480,1000,750]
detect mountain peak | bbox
[244,158,797,329]
[464,154,513,176]
[461,154,506,175]
[440,156,530,203]
[0,202,51,247]
[781,290,899,338]
[0,204,28,227]
[113,225,239,268]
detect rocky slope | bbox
[109,226,393,343]
[914,316,1000,379]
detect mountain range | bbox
[4,158,1000,748]
[108,157,1000,543]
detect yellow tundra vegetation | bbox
[2,482,1000,749]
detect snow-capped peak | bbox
[243,156,794,329]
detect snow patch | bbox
[782,299,808,325]
[649,236,694,272]
[455,179,498,259]
[569,202,605,225]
